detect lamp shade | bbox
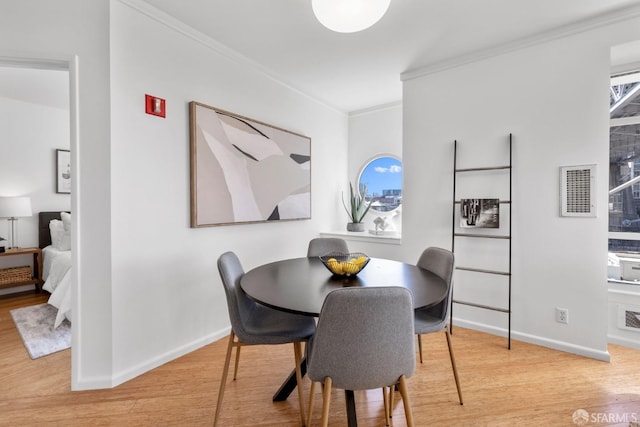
[0,196,33,218]
[312,0,391,33]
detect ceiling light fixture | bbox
[312,0,391,33]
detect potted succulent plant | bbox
[342,182,371,232]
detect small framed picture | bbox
[56,149,71,194]
[460,198,500,228]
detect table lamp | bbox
[0,196,32,250]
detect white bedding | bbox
[42,245,72,328]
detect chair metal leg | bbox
[214,331,236,427]
[397,375,414,427]
[293,341,307,426]
[233,344,241,380]
[417,334,423,363]
[307,381,316,427]
[321,377,332,427]
[445,328,464,405]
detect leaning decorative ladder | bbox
[450,134,513,349]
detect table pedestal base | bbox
[272,358,307,402]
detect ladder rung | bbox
[454,200,511,204]
[453,300,510,313]
[456,165,511,172]
[456,266,511,276]
[454,233,510,239]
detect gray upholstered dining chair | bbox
[306,237,349,257]
[414,246,463,405]
[306,287,416,427]
[215,251,316,426]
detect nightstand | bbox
[0,247,43,293]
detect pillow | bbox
[60,212,71,232]
[49,219,71,251]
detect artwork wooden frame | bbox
[56,149,71,194]
[189,101,311,227]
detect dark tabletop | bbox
[240,257,448,316]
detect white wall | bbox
[0,0,113,388]
[108,1,347,383]
[0,69,70,294]
[1,0,346,390]
[401,14,640,360]
[347,103,403,235]
[0,71,70,235]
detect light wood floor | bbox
[1,292,639,426]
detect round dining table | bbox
[240,256,448,426]
[241,256,448,316]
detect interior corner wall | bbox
[402,17,640,359]
[109,0,347,384]
[348,104,403,235]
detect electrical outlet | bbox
[556,308,569,324]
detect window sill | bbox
[608,278,640,286]
[320,231,401,245]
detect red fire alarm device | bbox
[145,94,166,118]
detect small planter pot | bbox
[347,222,365,232]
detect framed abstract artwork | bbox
[56,149,71,194]
[189,101,311,227]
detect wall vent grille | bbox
[560,164,596,217]
[625,310,640,329]
[617,304,640,332]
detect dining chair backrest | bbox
[307,237,349,257]
[416,247,455,321]
[216,251,315,426]
[413,246,463,405]
[217,251,260,343]
[307,286,415,391]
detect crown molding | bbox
[0,54,70,70]
[401,4,640,82]
[118,0,347,115]
[349,100,402,117]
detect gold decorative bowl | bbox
[319,252,370,277]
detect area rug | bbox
[10,303,71,359]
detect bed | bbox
[39,211,72,328]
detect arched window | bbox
[357,155,402,213]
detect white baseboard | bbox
[77,316,616,390]
[452,318,611,362]
[72,374,115,391]
[608,334,640,350]
[73,326,231,390]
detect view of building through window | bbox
[609,71,640,253]
[358,156,402,212]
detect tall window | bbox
[609,71,640,253]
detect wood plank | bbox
[1,293,639,426]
